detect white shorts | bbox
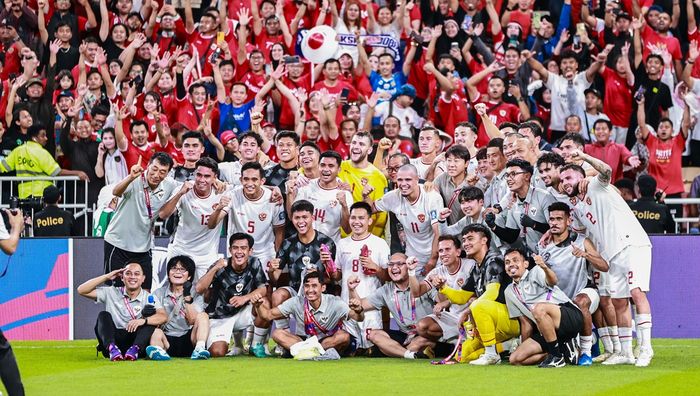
[607,245,651,298]
[345,311,382,349]
[206,305,254,347]
[592,270,610,297]
[575,287,600,314]
[427,310,462,343]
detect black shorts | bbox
[530,302,584,350]
[165,330,195,358]
[387,329,408,346]
[104,241,153,289]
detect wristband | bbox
[143,317,148,326]
[408,269,416,277]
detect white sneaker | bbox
[469,353,501,366]
[226,346,243,356]
[633,345,640,358]
[635,349,653,367]
[274,345,285,356]
[602,353,636,365]
[593,352,611,363]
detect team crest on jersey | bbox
[259,213,267,221]
[151,124,157,132]
[457,278,465,287]
[417,214,426,223]
[530,207,538,216]
[329,200,338,208]
[542,252,551,262]
[499,110,506,117]
[235,283,244,293]
[320,315,329,322]
[585,197,592,205]
[302,256,312,270]
[569,197,578,205]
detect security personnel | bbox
[0,124,88,199]
[629,175,675,234]
[33,185,79,236]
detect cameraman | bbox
[77,263,168,361]
[32,186,79,237]
[629,175,676,234]
[0,207,25,396]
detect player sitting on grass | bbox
[346,253,437,359]
[78,263,168,361]
[196,233,269,358]
[252,272,364,358]
[146,256,211,360]
[434,225,520,365]
[505,248,583,368]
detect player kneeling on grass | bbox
[146,255,211,360]
[252,272,364,358]
[345,253,437,359]
[433,225,520,365]
[504,248,584,368]
[196,233,269,358]
[78,263,167,361]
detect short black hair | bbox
[487,138,504,153]
[166,255,196,281]
[455,121,477,133]
[291,199,314,215]
[195,157,219,177]
[458,186,484,203]
[636,174,657,197]
[229,232,255,248]
[593,119,613,131]
[28,123,46,138]
[537,152,565,169]
[519,121,543,138]
[504,247,528,260]
[240,161,265,178]
[499,122,519,131]
[461,223,492,248]
[547,201,571,216]
[559,132,585,148]
[320,150,342,166]
[303,271,322,284]
[350,201,372,216]
[238,131,263,146]
[560,163,586,177]
[188,81,207,95]
[445,144,471,163]
[150,152,174,170]
[91,104,110,118]
[182,131,205,145]
[299,140,320,154]
[476,147,487,161]
[438,234,462,249]
[505,158,534,175]
[560,50,579,63]
[130,119,148,132]
[275,130,300,146]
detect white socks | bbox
[636,314,653,350]
[580,335,593,356]
[403,350,416,359]
[485,345,498,357]
[598,327,613,354]
[619,327,633,357]
[608,326,622,354]
[253,326,268,345]
[195,341,205,349]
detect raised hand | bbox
[347,275,360,291]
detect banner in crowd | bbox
[0,239,70,340]
[2,236,699,340]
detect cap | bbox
[394,84,416,100]
[220,130,236,145]
[648,4,664,13]
[584,88,602,99]
[261,121,275,129]
[443,18,459,28]
[43,185,62,204]
[56,90,74,99]
[615,11,631,21]
[0,18,16,29]
[26,78,44,88]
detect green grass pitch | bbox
[5,339,700,395]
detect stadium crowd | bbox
[3,0,700,377]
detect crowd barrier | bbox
[0,236,698,340]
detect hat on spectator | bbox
[0,18,18,30]
[584,88,602,99]
[27,78,44,88]
[648,4,664,13]
[443,18,459,29]
[615,11,632,21]
[57,90,74,100]
[43,185,63,204]
[261,121,276,129]
[220,130,236,145]
[393,84,416,100]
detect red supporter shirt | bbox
[473,96,521,147]
[584,141,633,182]
[601,67,633,128]
[312,80,359,125]
[509,10,532,39]
[235,60,267,102]
[645,133,686,195]
[437,94,469,137]
[176,101,219,132]
[641,26,682,61]
[279,74,312,129]
[407,50,429,100]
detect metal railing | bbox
[0,176,90,235]
[664,198,700,233]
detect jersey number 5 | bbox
[247,220,255,233]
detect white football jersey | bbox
[571,176,651,261]
[337,234,390,303]
[375,186,444,265]
[295,180,354,243]
[219,162,242,186]
[167,190,223,268]
[225,187,286,265]
[502,187,557,253]
[409,157,434,180]
[425,259,475,311]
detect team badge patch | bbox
[236,283,244,293]
[499,110,506,117]
[329,200,338,208]
[530,207,537,216]
[542,252,551,261]
[586,197,592,205]
[429,210,437,220]
[259,213,267,221]
[320,316,329,322]
[417,214,426,223]
[457,278,464,287]
[302,256,313,270]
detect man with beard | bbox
[559,150,653,366]
[346,253,436,359]
[147,256,211,360]
[639,11,682,79]
[289,151,353,243]
[160,158,223,280]
[486,159,555,254]
[364,164,443,276]
[537,202,609,365]
[103,153,177,290]
[523,47,609,143]
[339,131,388,237]
[435,224,519,365]
[253,272,364,357]
[536,152,569,202]
[629,48,672,134]
[196,233,269,358]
